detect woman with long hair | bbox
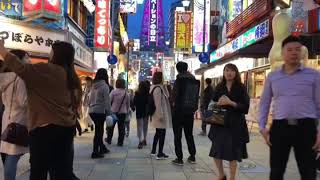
[88,68,112,158]
[133,81,150,149]
[150,72,172,160]
[106,78,130,146]
[0,50,29,180]
[0,40,82,180]
[208,64,250,180]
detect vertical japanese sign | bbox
[0,0,22,16]
[120,0,137,13]
[149,0,157,45]
[193,0,210,53]
[229,0,242,20]
[174,11,192,52]
[94,0,111,50]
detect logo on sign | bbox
[29,0,38,5]
[47,0,58,6]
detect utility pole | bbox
[202,0,206,53]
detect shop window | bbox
[79,3,87,30]
[68,0,79,22]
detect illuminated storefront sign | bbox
[211,19,270,62]
[193,0,210,53]
[120,0,137,13]
[0,21,65,54]
[174,11,192,53]
[0,0,22,16]
[229,0,242,21]
[94,0,111,50]
[149,0,157,44]
[23,0,62,20]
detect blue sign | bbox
[0,0,22,17]
[199,52,209,63]
[107,54,118,65]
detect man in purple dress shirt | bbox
[259,35,320,180]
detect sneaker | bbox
[187,156,196,164]
[150,152,156,157]
[156,153,169,160]
[91,152,104,159]
[172,158,184,166]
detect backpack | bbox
[146,86,162,116]
[176,78,200,113]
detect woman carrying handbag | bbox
[0,50,29,180]
[106,79,130,146]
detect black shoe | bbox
[172,158,184,166]
[90,125,94,131]
[142,140,147,146]
[117,143,123,147]
[156,153,169,160]
[91,152,104,159]
[83,129,89,133]
[105,138,111,144]
[187,156,196,164]
[100,146,110,154]
[138,142,143,149]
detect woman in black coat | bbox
[208,63,250,180]
[133,81,150,149]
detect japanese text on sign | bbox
[0,22,65,54]
[0,0,22,16]
[94,0,110,50]
[175,12,192,52]
[149,0,157,43]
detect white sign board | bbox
[71,35,93,68]
[120,0,137,13]
[67,21,86,43]
[0,21,65,54]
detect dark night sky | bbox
[127,0,173,39]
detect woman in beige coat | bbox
[150,72,172,160]
[0,50,29,180]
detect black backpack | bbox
[146,86,162,116]
[176,78,200,113]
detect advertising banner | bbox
[174,11,192,53]
[0,0,22,16]
[44,0,61,14]
[149,0,158,45]
[23,0,42,14]
[94,0,111,50]
[120,0,137,13]
[193,0,210,53]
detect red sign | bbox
[44,0,61,14]
[94,0,110,50]
[24,0,42,13]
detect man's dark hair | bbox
[282,35,302,48]
[152,72,163,85]
[176,61,188,73]
[205,78,212,85]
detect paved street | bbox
[1,120,318,180]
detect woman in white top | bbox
[0,50,29,180]
[150,72,172,160]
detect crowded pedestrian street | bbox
[5,119,317,180]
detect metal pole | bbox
[202,0,206,53]
[127,43,130,90]
[110,0,116,86]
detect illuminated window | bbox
[68,0,79,22]
[80,3,87,30]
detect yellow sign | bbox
[174,11,193,53]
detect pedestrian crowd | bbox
[0,35,319,180]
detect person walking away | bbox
[81,76,94,132]
[199,78,214,136]
[133,81,150,149]
[171,62,200,166]
[0,50,29,180]
[208,64,250,180]
[150,72,172,160]
[0,40,82,180]
[259,35,320,180]
[107,79,130,146]
[88,68,111,159]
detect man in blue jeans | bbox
[259,35,320,180]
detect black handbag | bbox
[203,107,227,126]
[1,76,29,147]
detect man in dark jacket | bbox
[199,78,214,136]
[171,62,198,166]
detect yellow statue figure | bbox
[269,11,291,71]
